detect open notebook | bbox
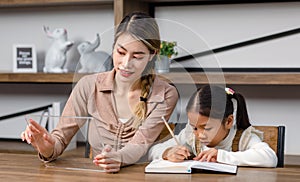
[145,159,238,174]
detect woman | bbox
[21,12,178,173]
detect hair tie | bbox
[140,97,147,102]
[225,87,235,95]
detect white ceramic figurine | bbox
[43,26,73,73]
[77,34,112,73]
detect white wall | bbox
[0,83,71,138]
[155,2,300,68]
[155,2,300,155]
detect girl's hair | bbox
[186,85,251,130]
[114,12,161,128]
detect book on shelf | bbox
[145,159,238,174]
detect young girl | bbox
[21,12,178,173]
[149,85,277,167]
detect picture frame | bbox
[13,44,37,73]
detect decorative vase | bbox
[155,55,170,73]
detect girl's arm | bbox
[148,132,179,160]
[217,133,278,167]
[148,124,194,161]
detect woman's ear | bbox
[149,50,157,62]
[225,114,234,129]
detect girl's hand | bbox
[162,146,190,162]
[193,148,218,162]
[20,119,55,158]
[93,145,122,173]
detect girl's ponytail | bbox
[231,92,251,130]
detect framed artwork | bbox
[13,44,37,72]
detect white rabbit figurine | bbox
[43,26,73,73]
[77,34,112,73]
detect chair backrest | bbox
[232,125,285,167]
[157,123,176,141]
[157,81,181,141]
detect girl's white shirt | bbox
[148,121,278,167]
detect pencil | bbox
[161,116,180,145]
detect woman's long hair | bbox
[114,12,161,128]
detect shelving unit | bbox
[0,0,113,7]
[0,73,84,84]
[1,0,299,86]
[0,0,148,26]
[1,72,300,85]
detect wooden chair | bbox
[232,125,285,167]
[157,123,176,141]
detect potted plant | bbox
[155,40,178,73]
[160,41,178,58]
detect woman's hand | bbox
[193,148,218,162]
[20,119,55,158]
[162,146,190,162]
[93,145,122,173]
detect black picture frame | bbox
[13,44,37,73]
